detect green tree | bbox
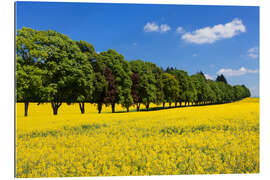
[162,73,179,108]
[130,60,157,111]
[185,77,197,106]
[216,74,228,84]
[16,27,252,116]
[75,40,97,113]
[16,58,45,116]
[216,81,226,103]
[70,52,95,114]
[169,70,189,106]
[190,73,204,105]
[25,29,94,115]
[97,49,133,112]
[242,85,251,97]
[131,72,141,111]
[16,27,47,116]
[208,80,222,104]
[146,62,164,107]
[16,27,45,66]
[75,40,97,62]
[233,85,244,100]
[190,72,214,105]
[226,84,235,102]
[92,72,108,113]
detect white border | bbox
[1,0,269,179]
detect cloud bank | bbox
[182,19,246,44]
[217,67,258,77]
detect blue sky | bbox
[16,2,259,97]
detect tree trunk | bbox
[24,101,29,117]
[126,107,129,112]
[163,102,165,109]
[111,103,115,113]
[179,101,182,107]
[146,103,149,111]
[79,102,85,114]
[136,103,140,112]
[169,102,171,107]
[188,101,190,106]
[98,103,102,114]
[51,102,62,115]
[185,102,187,106]
[175,102,177,107]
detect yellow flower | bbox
[16,98,259,177]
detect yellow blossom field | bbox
[16,98,259,177]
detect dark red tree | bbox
[104,66,118,113]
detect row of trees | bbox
[16,27,250,116]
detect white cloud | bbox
[205,74,215,80]
[247,47,259,59]
[192,53,197,57]
[144,22,171,33]
[176,26,185,34]
[217,67,258,77]
[144,22,159,32]
[182,18,246,44]
[160,24,171,33]
[132,42,137,46]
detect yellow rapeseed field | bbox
[16,98,259,177]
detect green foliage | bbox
[44,31,93,105]
[162,73,179,105]
[16,57,46,102]
[208,80,222,103]
[130,60,157,109]
[216,74,228,84]
[97,49,133,111]
[145,62,164,105]
[16,27,251,114]
[185,77,197,103]
[76,40,97,62]
[93,72,108,103]
[168,70,191,103]
[190,73,206,103]
[16,27,95,115]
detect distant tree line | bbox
[16,27,251,116]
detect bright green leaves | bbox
[16,27,95,115]
[16,27,251,115]
[162,73,179,105]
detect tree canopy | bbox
[216,74,228,84]
[16,27,251,115]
